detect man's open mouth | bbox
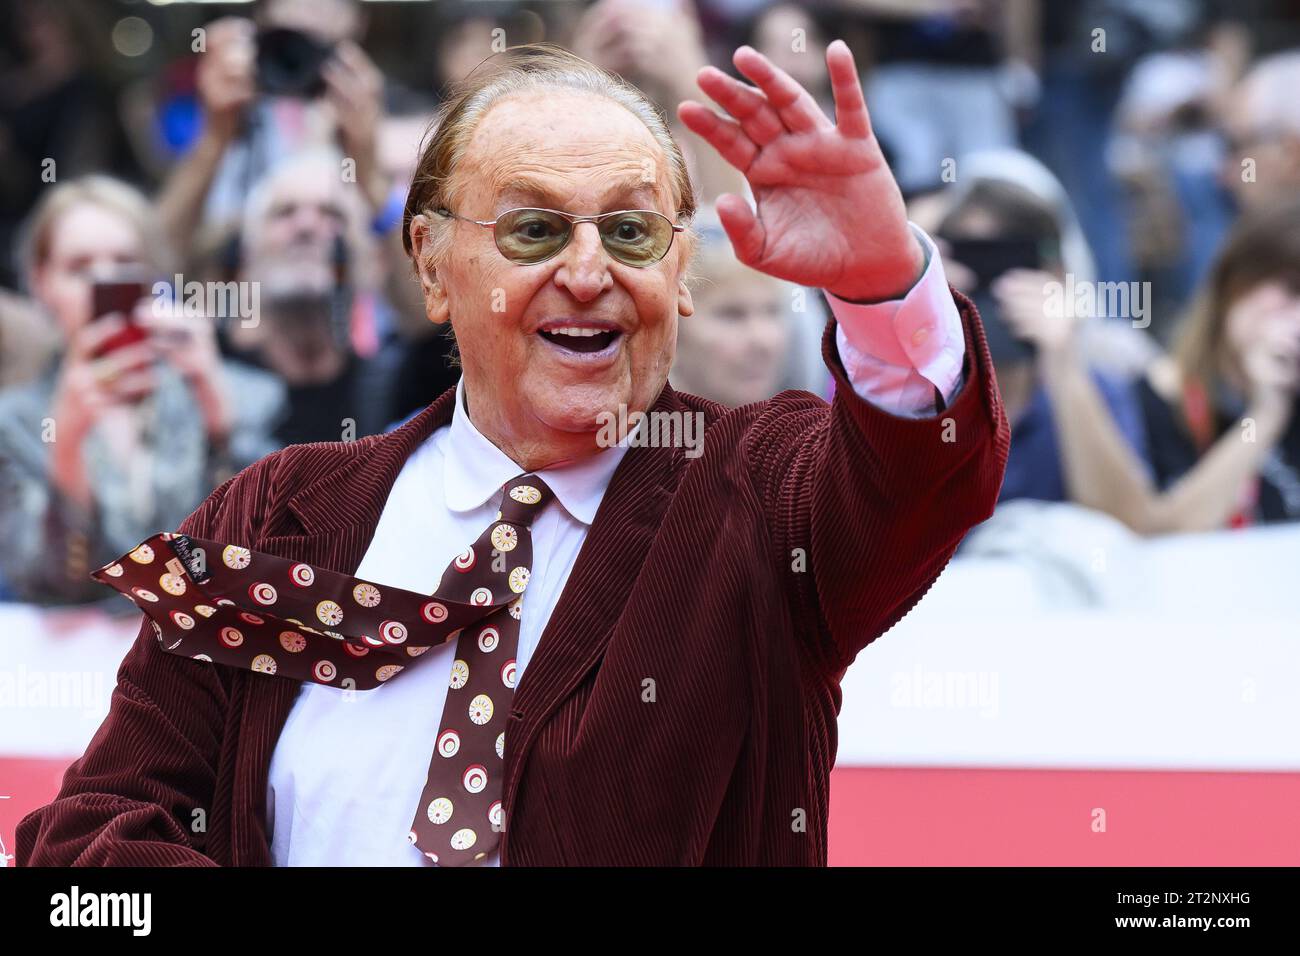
[538,327,622,354]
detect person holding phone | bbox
[929,150,1155,510]
[0,176,285,604]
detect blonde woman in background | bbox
[0,176,285,604]
[670,220,826,407]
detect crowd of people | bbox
[0,0,1298,606]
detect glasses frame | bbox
[435,206,686,267]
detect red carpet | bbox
[6,758,1296,865]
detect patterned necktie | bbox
[90,472,554,867]
[406,474,553,865]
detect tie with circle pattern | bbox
[407,473,553,865]
[89,471,554,866]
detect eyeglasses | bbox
[436,206,685,267]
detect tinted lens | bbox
[494,209,572,263]
[599,210,673,266]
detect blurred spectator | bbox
[0,176,284,605]
[157,0,389,262]
[745,2,833,112]
[1081,200,1300,531]
[842,0,1032,194]
[1112,46,1237,337]
[1220,49,1300,214]
[372,112,461,425]
[1021,0,1207,286]
[0,0,139,288]
[671,227,803,407]
[571,0,746,205]
[927,150,1154,508]
[235,149,389,446]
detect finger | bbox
[323,60,358,97]
[209,16,255,48]
[715,193,766,267]
[677,101,759,173]
[108,370,157,401]
[732,45,830,134]
[826,39,871,139]
[72,314,127,358]
[133,302,171,331]
[695,65,784,146]
[336,40,381,86]
[96,341,156,379]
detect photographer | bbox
[156,0,388,259]
[929,151,1154,510]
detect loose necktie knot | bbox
[88,472,560,867]
[497,474,553,527]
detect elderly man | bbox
[19,42,1008,866]
[234,148,390,444]
[1222,51,1300,213]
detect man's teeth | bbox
[547,326,607,337]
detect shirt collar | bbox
[443,376,633,525]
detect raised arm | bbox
[156,17,255,255]
[680,41,1009,672]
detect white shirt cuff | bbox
[824,224,967,418]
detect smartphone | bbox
[945,237,1046,290]
[90,278,150,357]
[944,237,1051,364]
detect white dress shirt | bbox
[266,226,967,866]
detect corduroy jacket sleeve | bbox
[15,466,259,866]
[745,291,1009,675]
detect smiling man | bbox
[19,42,1008,867]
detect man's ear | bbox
[677,278,694,318]
[409,213,451,326]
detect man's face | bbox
[1222,81,1300,210]
[260,177,347,263]
[414,91,694,464]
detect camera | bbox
[255,27,334,98]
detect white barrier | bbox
[3,509,1298,770]
[837,514,1300,770]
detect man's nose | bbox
[553,221,612,302]
[291,206,330,236]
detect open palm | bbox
[679,40,923,302]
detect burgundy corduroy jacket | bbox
[18,300,1008,866]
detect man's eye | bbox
[612,218,647,242]
[514,218,560,241]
